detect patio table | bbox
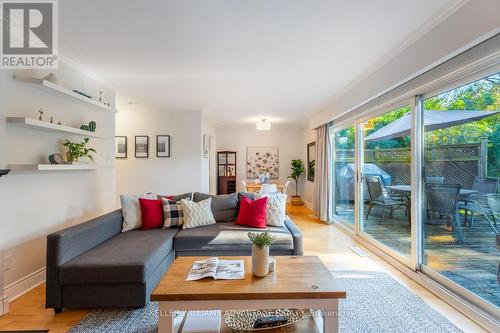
[385,185,477,198]
[385,185,478,241]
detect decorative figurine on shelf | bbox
[79,121,96,132]
[99,90,103,102]
[38,108,44,121]
[88,121,96,132]
[58,121,62,125]
[50,117,53,124]
[48,153,63,164]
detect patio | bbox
[339,203,500,307]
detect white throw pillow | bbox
[255,192,287,227]
[180,198,216,229]
[120,193,156,232]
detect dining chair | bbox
[240,180,248,192]
[260,183,278,195]
[458,177,499,232]
[282,181,291,195]
[365,176,408,224]
[426,184,463,241]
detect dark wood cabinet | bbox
[217,151,236,194]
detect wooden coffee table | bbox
[151,256,346,333]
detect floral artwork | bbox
[246,146,279,179]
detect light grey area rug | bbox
[68,271,463,333]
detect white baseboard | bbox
[4,267,46,304]
[0,296,9,315]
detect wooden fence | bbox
[335,142,486,187]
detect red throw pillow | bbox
[139,198,164,230]
[235,196,268,228]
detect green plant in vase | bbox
[288,159,305,206]
[248,231,274,248]
[248,231,274,277]
[63,137,96,163]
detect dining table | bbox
[246,183,285,193]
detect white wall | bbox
[216,125,305,198]
[310,0,500,128]
[115,107,205,200]
[0,62,116,304]
[303,128,316,210]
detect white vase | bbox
[252,244,269,277]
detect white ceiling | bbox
[59,0,456,126]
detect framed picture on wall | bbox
[135,136,149,158]
[115,136,127,159]
[157,135,171,157]
[246,146,279,179]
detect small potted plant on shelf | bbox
[63,137,96,163]
[288,159,305,206]
[248,231,274,277]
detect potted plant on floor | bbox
[288,159,305,206]
[248,231,274,277]
[63,137,96,163]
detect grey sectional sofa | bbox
[46,192,303,312]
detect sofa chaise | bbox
[45,192,303,312]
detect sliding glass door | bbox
[359,105,412,259]
[421,72,500,308]
[328,69,500,318]
[331,126,356,228]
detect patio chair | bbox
[426,184,463,241]
[365,175,408,224]
[458,177,499,233]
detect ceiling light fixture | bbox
[256,119,271,131]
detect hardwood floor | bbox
[0,205,488,333]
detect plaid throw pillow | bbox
[161,198,184,228]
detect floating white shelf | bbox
[7,117,109,139]
[13,76,117,113]
[8,164,99,171]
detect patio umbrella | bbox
[365,110,499,141]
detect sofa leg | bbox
[54,307,63,314]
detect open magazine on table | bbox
[186,257,245,281]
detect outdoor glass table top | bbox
[385,185,478,197]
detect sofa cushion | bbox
[235,195,267,228]
[181,198,216,229]
[193,192,238,222]
[139,198,164,230]
[120,193,157,232]
[158,192,192,202]
[60,228,178,285]
[173,222,294,252]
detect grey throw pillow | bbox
[157,192,193,202]
[193,192,238,222]
[237,192,256,214]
